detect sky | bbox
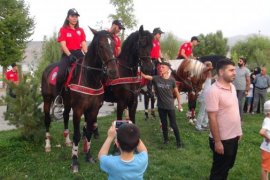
[25,0,270,41]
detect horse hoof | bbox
[71,165,79,173]
[86,157,96,164]
[65,141,72,147]
[45,146,51,152]
[188,119,195,125]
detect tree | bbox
[193,31,229,57]
[160,32,182,59]
[109,0,137,40]
[0,0,34,68]
[34,33,61,81]
[4,75,44,142]
[231,35,270,70]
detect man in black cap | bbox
[177,36,200,60]
[108,20,125,57]
[141,61,184,149]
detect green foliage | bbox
[34,33,61,80]
[0,108,263,179]
[109,0,137,30]
[231,35,270,70]
[3,75,44,142]
[0,0,34,67]
[194,30,229,57]
[160,32,182,59]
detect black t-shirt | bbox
[152,76,176,110]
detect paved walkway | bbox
[0,90,188,131]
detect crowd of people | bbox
[4,7,270,180]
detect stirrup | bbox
[54,95,63,106]
[52,95,64,120]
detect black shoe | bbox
[144,112,149,120]
[163,140,169,145]
[176,142,184,149]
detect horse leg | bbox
[44,98,52,152]
[116,101,126,120]
[144,92,150,120]
[63,106,72,147]
[83,111,97,163]
[71,109,83,173]
[128,97,138,124]
[187,93,197,124]
[83,111,99,139]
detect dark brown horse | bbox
[171,59,213,123]
[41,29,118,172]
[104,25,153,123]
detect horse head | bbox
[87,27,118,79]
[118,25,153,75]
[137,25,153,74]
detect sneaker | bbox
[195,126,208,131]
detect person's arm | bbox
[260,128,270,143]
[180,49,188,60]
[137,139,147,153]
[59,41,71,56]
[81,41,88,54]
[141,72,153,81]
[98,124,116,159]
[245,74,250,95]
[174,87,182,111]
[208,111,224,155]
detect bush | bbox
[4,75,44,142]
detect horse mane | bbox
[118,29,153,60]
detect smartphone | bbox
[114,120,132,128]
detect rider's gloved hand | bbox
[68,54,77,63]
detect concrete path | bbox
[0,89,188,131]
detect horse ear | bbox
[88,26,97,35]
[139,25,144,34]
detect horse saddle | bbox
[48,63,76,86]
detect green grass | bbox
[0,108,264,179]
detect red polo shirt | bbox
[57,26,86,50]
[177,42,192,58]
[5,70,19,83]
[113,34,121,57]
[150,39,160,59]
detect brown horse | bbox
[171,59,213,123]
[104,25,153,123]
[41,29,118,172]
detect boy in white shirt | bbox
[259,100,270,180]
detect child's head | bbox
[117,123,140,153]
[264,100,270,116]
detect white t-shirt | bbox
[260,117,270,152]
[247,84,253,98]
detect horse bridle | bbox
[78,34,117,74]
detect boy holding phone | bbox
[98,123,148,180]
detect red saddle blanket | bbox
[48,64,103,95]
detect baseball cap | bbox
[67,8,80,16]
[153,27,164,35]
[11,63,17,67]
[112,20,125,30]
[191,36,200,42]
